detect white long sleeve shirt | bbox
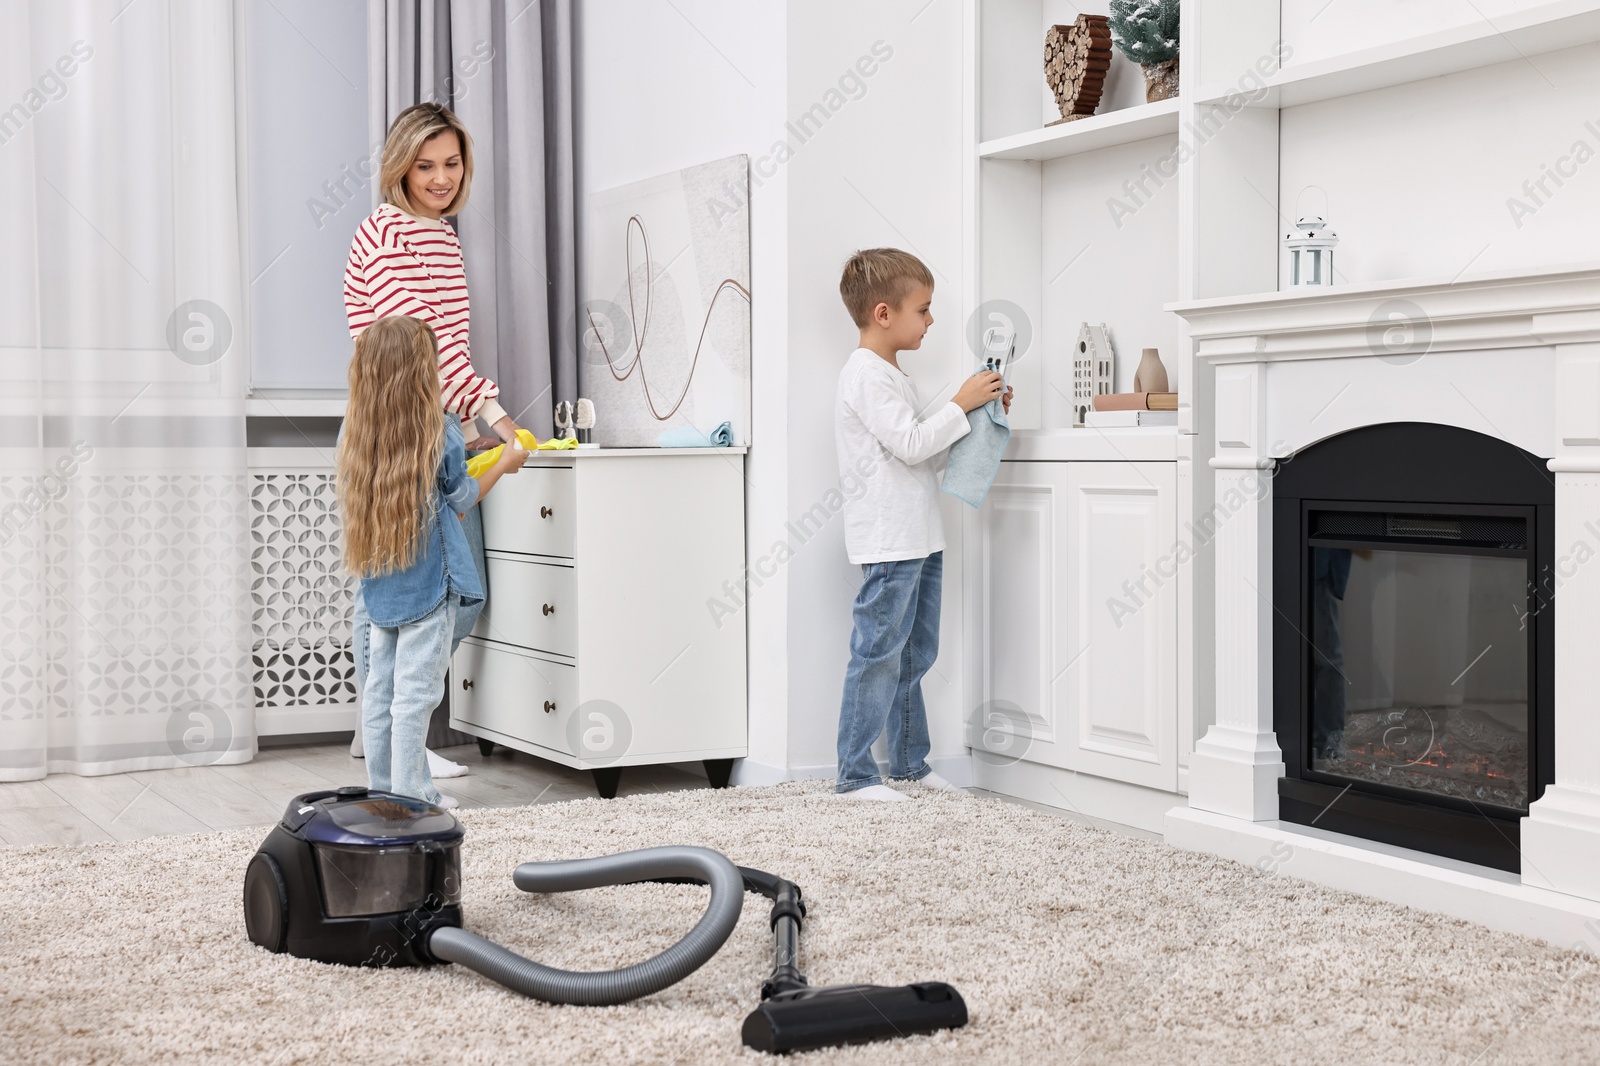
[835,348,970,564]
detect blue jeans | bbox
[835,551,942,793]
[351,505,484,697]
[364,595,460,804]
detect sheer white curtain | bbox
[0,1,254,779]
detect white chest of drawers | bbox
[449,448,748,796]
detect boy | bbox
[833,248,1011,800]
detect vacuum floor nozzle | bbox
[740,981,968,1054]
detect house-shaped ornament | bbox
[1073,322,1115,426]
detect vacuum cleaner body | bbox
[244,786,464,968]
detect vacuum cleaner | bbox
[243,786,967,1054]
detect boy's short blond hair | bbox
[839,248,935,329]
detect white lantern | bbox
[1284,188,1339,288]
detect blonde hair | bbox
[337,317,446,578]
[839,248,935,328]
[380,103,474,217]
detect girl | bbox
[343,102,532,775]
[336,316,524,807]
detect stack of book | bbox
[1084,392,1177,428]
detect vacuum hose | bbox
[426,846,744,1006]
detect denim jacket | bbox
[346,417,484,627]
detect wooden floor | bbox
[0,742,707,847]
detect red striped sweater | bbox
[343,204,508,427]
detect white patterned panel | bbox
[0,473,253,725]
[250,473,357,708]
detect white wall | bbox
[1279,40,1600,286]
[784,1,967,774]
[575,0,968,782]
[573,0,791,774]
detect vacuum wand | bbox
[734,869,968,1054]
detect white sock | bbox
[434,794,460,810]
[427,749,470,778]
[835,784,910,802]
[915,770,966,793]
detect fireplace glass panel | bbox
[1308,546,1529,811]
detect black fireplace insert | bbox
[1272,423,1554,872]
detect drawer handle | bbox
[462,678,473,691]
[544,700,556,713]
[542,603,555,616]
[540,505,554,519]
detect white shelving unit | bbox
[1193,0,1600,109]
[958,0,1600,828]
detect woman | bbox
[342,102,530,775]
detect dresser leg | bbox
[703,758,733,789]
[591,767,622,799]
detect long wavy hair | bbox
[337,316,445,578]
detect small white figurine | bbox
[1073,323,1115,427]
[574,398,597,448]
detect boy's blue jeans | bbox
[363,595,459,804]
[835,551,942,793]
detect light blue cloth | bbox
[658,420,733,448]
[941,395,1011,508]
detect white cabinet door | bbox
[980,461,1177,789]
[1060,462,1177,790]
[980,463,1070,768]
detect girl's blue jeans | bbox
[835,551,942,793]
[363,595,460,804]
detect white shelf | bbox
[978,98,1180,161]
[1195,0,1600,110]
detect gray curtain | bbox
[366,0,576,749]
[367,0,577,437]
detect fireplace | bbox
[1273,422,1555,872]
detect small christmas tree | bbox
[1108,0,1179,101]
[1108,0,1179,67]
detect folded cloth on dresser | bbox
[940,395,1010,508]
[658,421,733,448]
[465,430,577,479]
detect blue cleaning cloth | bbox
[658,421,733,448]
[941,395,1011,508]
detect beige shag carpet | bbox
[4,781,1600,1065]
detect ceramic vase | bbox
[1133,347,1168,393]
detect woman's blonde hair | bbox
[337,316,446,578]
[380,103,474,217]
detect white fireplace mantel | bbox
[1161,262,1600,940]
[1175,262,1600,466]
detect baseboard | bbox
[1165,805,1600,955]
[257,704,357,737]
[970,759,1181,835]
[258,731,354,749]
[729,759,793,787]
[730,753,974,789]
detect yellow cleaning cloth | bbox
[466,430,579,479]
